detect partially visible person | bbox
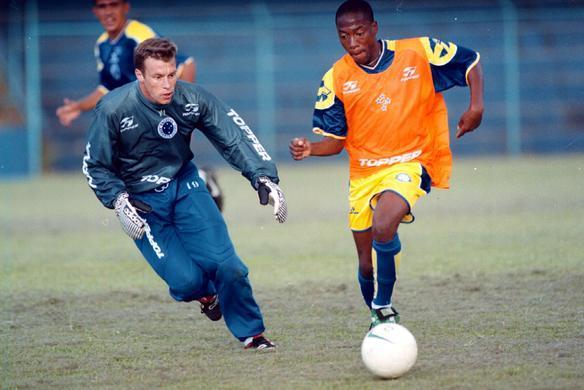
[55,1,233,209]
[83,38,287,350]
[56,0,196,127]
[290,0,483,329]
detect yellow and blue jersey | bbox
[94,19,192,93]
[312,37,480,188]
[313,37,480,141]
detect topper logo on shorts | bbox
[226,109,271,161]
[359,150,422,167]
[157,117,178,139]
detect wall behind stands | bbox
[1,0,583,173]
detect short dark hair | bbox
[335,0,374,24]
[134,38,177,73]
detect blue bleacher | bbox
[1,1,583,172]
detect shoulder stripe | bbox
[125,20,157,44]
[421,37,458,66]
[465,52,481,84]
[96,31,108,44]
[94,44,103,71]
[315,67,336,110]
[312,127,346,140]
[385,39,396,51]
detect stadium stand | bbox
[1,0,583,173]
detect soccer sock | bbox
[372,234,401,309]
[358,271,375,308]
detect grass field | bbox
[1,156,583,389]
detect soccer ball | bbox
[361,323,418,379]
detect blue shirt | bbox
[94,19,191,93]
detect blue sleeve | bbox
[312,68,347,139]
[422,37,480,93]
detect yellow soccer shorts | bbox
[348,162,432,231]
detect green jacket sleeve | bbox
[82,99,126,209]
[194,86,279,187]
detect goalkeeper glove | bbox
[256,177,287,223]
[114,192,152,240]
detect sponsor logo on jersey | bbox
[157,117,178,139]
[349,207,359,215]
[226,108,271,161]
[120,116,139,132]
[401,66,420,82]
[358,150,422,167]
[182,103,200,117]
[375,93,391,111]
[141,175,172,185]
[343,80,360,94]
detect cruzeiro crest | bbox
[157,117,178,139]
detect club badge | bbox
[157,117,178,139]
[396,173,412,183]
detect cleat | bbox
[243,334,276,351]
[198,295,222,321]
[370,306,400,330]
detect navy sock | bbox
[358,271,375,308]
[372,234,401,308]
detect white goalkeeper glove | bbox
[256,177,288,223]
[114,192,151,240]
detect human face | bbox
[336,12,380,66]
[93,0,129,38]
[135,57,177,105]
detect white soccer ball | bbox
[361,323,418,379]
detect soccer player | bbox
[289,0,484,328]
[83,38,287,350]
[56,0,195,127]
[56,0,226,210]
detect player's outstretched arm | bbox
[456,62,484,138]
[289,136,344,160]
[56,88,105,127]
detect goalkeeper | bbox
[83,37,287,350]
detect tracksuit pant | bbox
[131,162,265,341]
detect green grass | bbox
[1,156,583,389]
